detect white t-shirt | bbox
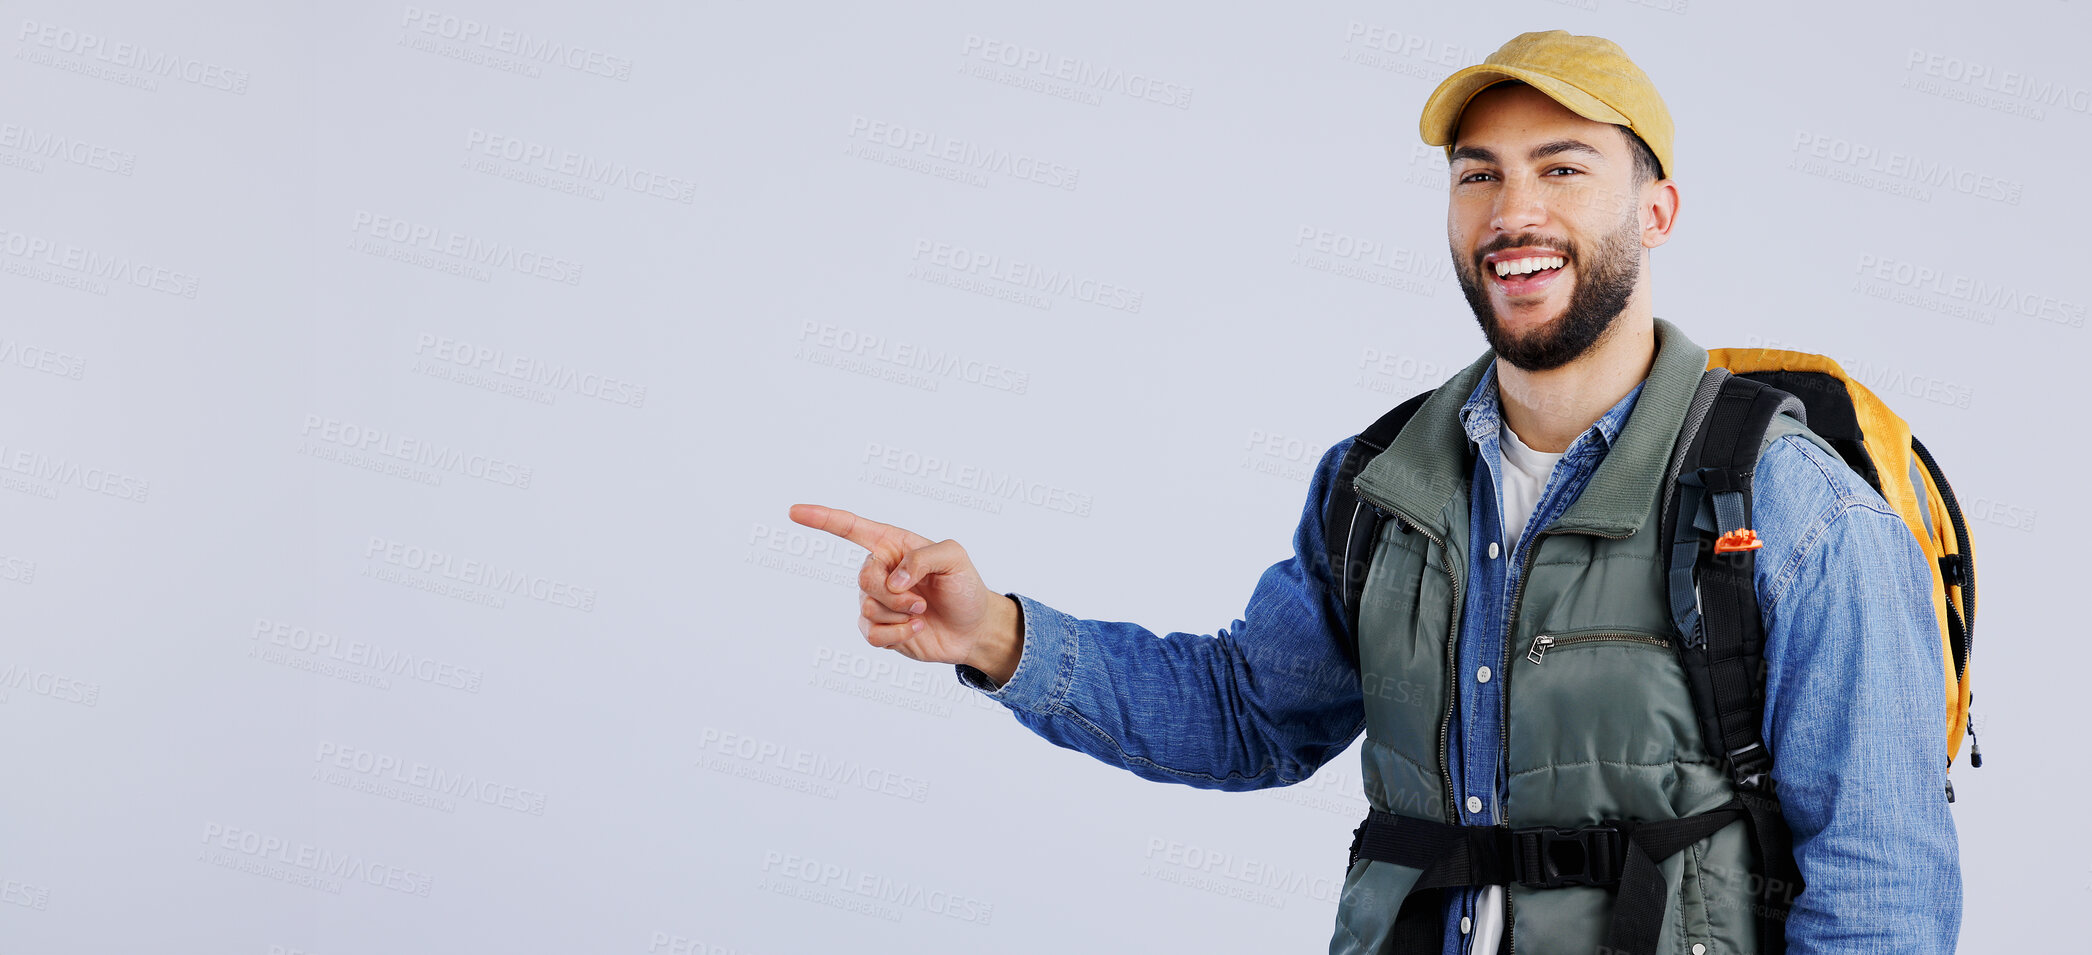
[1470,418,1567,953]
[1498,417,1568,553]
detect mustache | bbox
[1475,237,1574,268]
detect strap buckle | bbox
[1511,824,1624,888]
[1726,742,1776,792]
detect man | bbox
[789,30,1961,955]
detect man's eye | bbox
[1457,169,1578,182]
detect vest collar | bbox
[1353,316,1708,540]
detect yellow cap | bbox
[1419,30,1673,181]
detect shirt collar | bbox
[1458,360,1645,456]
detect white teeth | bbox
[1493,255,1565,278]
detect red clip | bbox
[1713,529,1763,554]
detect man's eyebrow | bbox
[1449,139,1607,165]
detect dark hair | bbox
[1619,126,1663,186]
[1472,79,1664,185]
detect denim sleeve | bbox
[951,438,1368,791]
[1751,433,1964,954]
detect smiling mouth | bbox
[1488,255,1567,296]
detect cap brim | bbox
[1419,65,1632,147]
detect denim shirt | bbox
[1440,363,1642,953]
[955,360,1963,953]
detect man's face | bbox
[1446,82,1652,371]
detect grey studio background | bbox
[0,1,2081,952]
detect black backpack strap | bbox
[1647,372,1810,955]
[1669,373,1805,774]
[1323,388,1436,671]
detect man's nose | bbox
[1490,174,1549,234]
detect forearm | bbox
[951,438,1368,791]
[958,583,1364,791]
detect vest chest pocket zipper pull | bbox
[1526,631,1673,665]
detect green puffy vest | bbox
[1328,318,1839,955]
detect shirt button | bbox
[1487,541,1500,559]
[1460,916,1472,934]
[1476,665,1492,683]
[1466,795,1483,814]
[1691,946,1706,955]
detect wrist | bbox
[966,594,1024,687]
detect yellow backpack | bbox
[1701,347,1979,782]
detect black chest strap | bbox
[1348,802,1750,955]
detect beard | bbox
[1453,208,1643,372]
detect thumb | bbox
[887,539,967,593]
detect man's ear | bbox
[1641,178,1680,250]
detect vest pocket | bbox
[1523,626,1673,665]
[1505,621,1715,829]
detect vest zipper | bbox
[1496,523,1633,955]
[1497,533,1548,821]
[1526,631,1674,664]
[1362,484,1643,954]
[1497,533,1546,955]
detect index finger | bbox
[787,503,930,554]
